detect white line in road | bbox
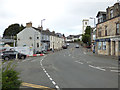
[96,67,106,71]
[55,85,60,89]
[52,81,56,85]
[40,56,60,90]
[75,61,83,64]
[89,65,106,71]
[49,78,53,81]
[110,70,119,73]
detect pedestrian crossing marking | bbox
[21,82,55,90]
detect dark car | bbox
[62,45,67,49]
[1,51,27,60]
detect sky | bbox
[0,0,117,37]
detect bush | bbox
[2,61,22,89]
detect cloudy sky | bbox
[0,0,117,37]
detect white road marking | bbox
[96,67,106,71]
[55,85,60,89]
[49,78,53,81]
[75,61,83,64]
[69,54,71,56]
[110,70,119,73]
[89,65,106,71]
[52,81,56,85]
[40,56,60,89]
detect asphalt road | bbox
[13,43,119,89]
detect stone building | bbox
[95,2,120,56]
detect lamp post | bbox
[90,17,96,53]
[41,19,46,28]
[40,19,46,52]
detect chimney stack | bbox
[26,22,32,27]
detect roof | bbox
[24,26,64,38]
[96,11,106,17]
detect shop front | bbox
[95,38,110,55]
[95,37,120,56]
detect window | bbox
[98,42,102,50]
[98,28,101,37]
[29,37,32,40]
[85,22,87,25]
[98,15,103,23]
[105,26,107,36]
[110,9,113,18]
[37,37,39,39]
[37,43,39,48]
[116,23,119,35]
[102,42,106,50]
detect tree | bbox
[2,61,22,89]
[3,24,25,39]
[82,26,92,45]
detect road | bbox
[13,43,118,89]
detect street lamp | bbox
[89,17,96,53]
[41,19,46,28]
[40,19,46,52]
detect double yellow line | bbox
[21,82,55,90]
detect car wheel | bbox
[4,57,9,60]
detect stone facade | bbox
[96,2,120,56]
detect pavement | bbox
[2,43,119,89]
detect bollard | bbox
[16,53,18,60]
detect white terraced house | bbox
[17,22,65,54]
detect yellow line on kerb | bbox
[21,82,55,90]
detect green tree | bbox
[3,24,25,39]
[82,26,92,45]
[2,61,22,89]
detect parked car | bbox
[1,51,27,60]
[66,43,70,46]
[75,44,79,48]
[42,50,48,54]
[62,45,67,49]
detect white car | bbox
[75,44,79,48]
[67,43,69,46]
